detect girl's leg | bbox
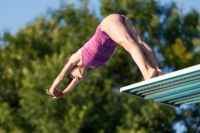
[123,17,163,76]
[101,14,156,80]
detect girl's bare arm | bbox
[48,68,94,100]
[62,68,94,94]
[49,51,81,95]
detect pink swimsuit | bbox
[82,14,126,68]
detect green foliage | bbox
[165,38,193,69]
[161,4,200,70]
[1,0,200,132]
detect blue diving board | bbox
[120,64,200,107]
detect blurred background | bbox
[0,0,200,132]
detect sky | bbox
[0,0,200,36]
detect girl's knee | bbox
[120,39,141,53]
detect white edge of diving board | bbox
[120,64,200,92]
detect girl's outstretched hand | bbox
[46,89,65,100]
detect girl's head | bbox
[70,65,88,80]
[65,56,88,80]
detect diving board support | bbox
[120,64,200,107]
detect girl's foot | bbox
[156,68,163,76]
[144,67,156,80]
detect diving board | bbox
[120,64,200,107]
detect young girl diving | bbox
[46,14,163,100]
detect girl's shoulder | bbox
[70,49,82,65]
